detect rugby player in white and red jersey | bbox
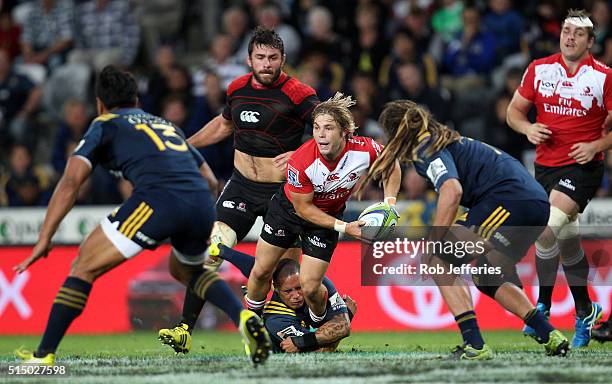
[241,93,401,346]
[507,9,612,347]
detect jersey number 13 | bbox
[135,123,188,152]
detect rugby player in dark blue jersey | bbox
[211,245,355,353]
[360,100,570,359]
[13,66,271,365]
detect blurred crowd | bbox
[1,0,612,208]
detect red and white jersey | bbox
[284,136,382,214]
[517,53,612,167]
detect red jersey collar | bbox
[559,53,593,77]
[316,139,350,171]
[250,71,288,89]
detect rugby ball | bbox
[358,202,399,240]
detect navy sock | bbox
[190,270,243,327]
[524,308,555,343]
[36,277,92,356]
[180,286,205,333]
[455,311,485,349]
[218,245,255,278]
[536,256,559,310]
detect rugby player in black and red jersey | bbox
[159,27,320,356]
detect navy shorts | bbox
[455,198,550,262]
[102,188,215,264]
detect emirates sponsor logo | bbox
[543,103,587,117]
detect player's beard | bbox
[252,67,282,86]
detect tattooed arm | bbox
[315,313,351,348]
[282,313,351,353]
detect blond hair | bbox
[312,92,358,135]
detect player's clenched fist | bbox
[345,220,366,241]
[280,337,300,353]
[525,123,552,145]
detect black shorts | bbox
[535,161,604,213]
[103,188,215,264]
[260,193,341,263]
[215,169,283,241]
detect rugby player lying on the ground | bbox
[216,245,356,353]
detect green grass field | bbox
[1,331,612,383]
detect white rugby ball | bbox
[358,202,399,240]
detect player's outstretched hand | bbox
[273,151,294,170]
[526,123,551,145]
[345,220,366,241]
[569,142,598,164]
[280,337,300,353]
[14,240,52,274]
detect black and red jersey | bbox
[222,72,319,158]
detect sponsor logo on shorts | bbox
[264,224,273,234]
[307,235,326,248]
[275,229,285,237]
[277,325,305,339]
[240,110,260,123]
[558,178,576,191]
[222,200,235,209]
[493,231,511,247]
[237,202,247,212]
[135,231,156,246]
[287,165,302,188]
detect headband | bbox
[564,16,594,28]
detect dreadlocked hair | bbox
[357,100,460,197]
[312,92,358,135]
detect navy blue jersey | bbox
[263,277,348,352]
[413,136,548,208]
[73,108,208,192]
